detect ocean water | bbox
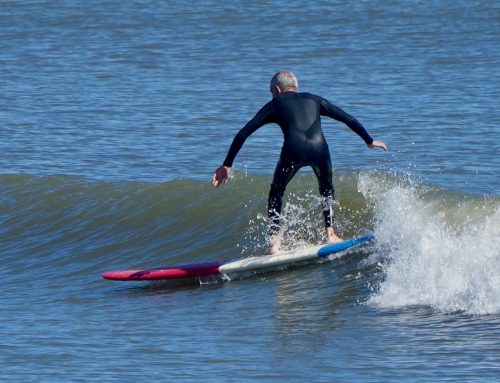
[1,1,499,382]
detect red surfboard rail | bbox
[102,261,225,281]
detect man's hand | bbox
[212,166,232,187]
[368,140,388,152]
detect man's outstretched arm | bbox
[211,102,274,187]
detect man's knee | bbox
[269,182,286,203]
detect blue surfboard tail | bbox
[317,235,374,258]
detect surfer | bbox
[212,71,387,254]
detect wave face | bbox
[2,171,498,315]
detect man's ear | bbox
[272,85,282,96]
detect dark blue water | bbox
[1,1,499,382]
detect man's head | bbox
[270,71,298,97]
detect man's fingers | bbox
[212,166,231,188]
[369,140,388,152]
[212,174,224,187]
[211,173,220,187]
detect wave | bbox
[1,172,498,314]
[358,173,500,315]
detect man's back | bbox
[271,92,328,163]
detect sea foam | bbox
[359,173,500,315]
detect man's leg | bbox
[267,158,299,253]
[312,159,342,243]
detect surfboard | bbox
[102,235,374,282]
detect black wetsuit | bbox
[222,92,373,232]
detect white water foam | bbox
[240,192,326,256]
[359,173,500,315]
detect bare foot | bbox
[269,235,282,255]
[326,227,343,243]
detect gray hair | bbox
[270,71,298,92]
